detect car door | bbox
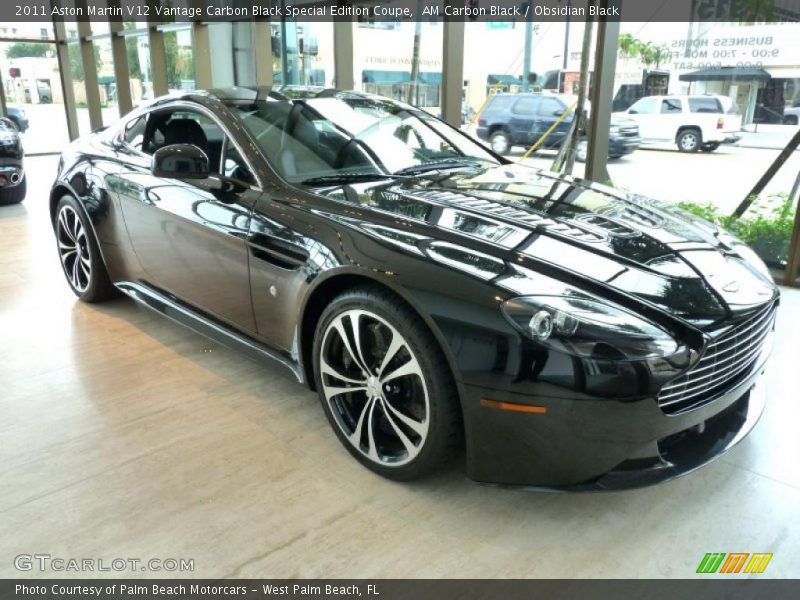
[113,106,259,333]
[657,97,684,142]
[535,96,571,148]
[625,97,660,142]
[508,96,540,146]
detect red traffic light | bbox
[8,68,21,78]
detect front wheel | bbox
[54,196,117,302]
[313,286,462,481]
[490,130,511,155]
[677,129,702,152]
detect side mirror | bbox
[553,110,564,116]
[151,144,209,179]
[628,109,639,114]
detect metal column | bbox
[333,21,354,90]
[254,21,274,86]
[51,11,79,141]
[108,0,133,117]
[74,1,103,130]
[441,11,465,128]
[585,11,620,183]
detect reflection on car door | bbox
[508,96,539,146]
[112,108,258,333]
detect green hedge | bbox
[678,194,794,268]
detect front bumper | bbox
[460,334,771,491]
[609,135,641,157]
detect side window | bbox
[512,97,540,115]
[485,95,515,113]
[689,97,722,113]
[222,142,256,185]
[661,98,682,113]
[629,97,657,115]
[123,115,147,151]
[538,97,565,117]
[145,109,225,172]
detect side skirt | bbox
[115,281,304,383]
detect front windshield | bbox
[229,94,499,183]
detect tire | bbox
[489,130,511,155]
[575,140,588,163]
[676,128,702,152]
[783,115,798,125]
[54,195,117,302]
[701,142,720,153]
[0,177,25,205]
[313,285,462,481]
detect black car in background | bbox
[476,92,641,160]
[0,117,26,205]
[50,87,776,489]
[6,106,30,133]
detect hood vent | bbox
[412,189,607,244]
[575,214,641,239]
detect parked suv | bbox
[476,93,640,160]
[618,94,742,152]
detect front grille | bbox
[620,127,639,137]
[658,302,776,414]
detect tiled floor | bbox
[1,157,799,578]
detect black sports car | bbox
[0,116,26,205]
[50,87,778,489]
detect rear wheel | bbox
[55,196,117,302]
[677,128,702,152]
[313,286,461,481]
[490,130,511,155]
[0,177,25,205]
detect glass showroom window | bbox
[0,36,70,153]
[354,10,443,115]
[163,27,195,93]
[122,28,153,107]
[610,15,800,283]
[92,37,119,124]
[271,21,333,88]
[208,22,257,87]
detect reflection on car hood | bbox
[315,163,776,324]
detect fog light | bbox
[529,310,553,340]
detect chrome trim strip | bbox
[116,281,303,383]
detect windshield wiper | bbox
[300,172,396,186]
[392,158,484,177]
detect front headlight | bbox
[502,295,680,361]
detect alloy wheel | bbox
[491,133,510,155]
[320,309,430,467]
[679,131,699,151]
[57,205,91,293]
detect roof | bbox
[679,67,771,82]
[487,74,521,85]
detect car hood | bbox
[316,163,777,324]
